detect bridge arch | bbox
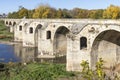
[14,21,29,42]
[34,24,42,47]
[67,24,120,71]
[53,26,70,56]
[80,37,87,50]
[90,25,120,69]
[19,25,22,31]
[13,22,16,26]
[29,27,33,33]
[6,21,8,25]
[9,21,12,25]
[22,21,45,47]
[46,31,51,39]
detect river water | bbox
[0,43,66,63]
[0,43,20,62]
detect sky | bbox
[0,0,120,14]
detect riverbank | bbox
[0,40,16,45]
[0,20,13,41]
[0,62,77,80]
[0,60,120,80]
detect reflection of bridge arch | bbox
[53,26,70,56]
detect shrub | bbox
[80,58,120,80]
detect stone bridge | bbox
[3,19,120,71]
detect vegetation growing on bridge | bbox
[8,4,120,19]
[0,20,13,41]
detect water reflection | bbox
[0,44,20,63]
[14,43,36,63]
[14,43,66,63]
[0,43,66,63]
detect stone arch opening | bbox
[46,31,51,39]
[91,30,120,69]
[19,25,22,31]
[34,24,42,47]
[80,37,87,50]
[6,21,8,25]
[13,22,16,26]
[53,26,70,56]
[24,23,28,26]
[9,22,12,25]
[29,27,33,34]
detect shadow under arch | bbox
[91,30,120,69]
[13,22,16,26]
[34,24,42,47]
[53,26,70,57]
[6,21,8,25]
[9,21,12,25]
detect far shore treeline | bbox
[8,4,120,19]
[7,4,120,19]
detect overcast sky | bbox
[0,0,120,14]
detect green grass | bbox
[0,62,75,80]
[0,20,13,41]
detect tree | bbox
[8,12,19,18]
[88,9,104,19]
[70,8,89,18]
[7,4,120,19]
[57,8,63,18]
[32,4,56,18]
[78,9,89,18]
[62,9,72,18]
[28,10,35,18]
[57,8,72,18]
[70,8,80,18]
[94,9,104,19]
[103,5,120,19]
[42,7,57,18]
[18,7,28,18]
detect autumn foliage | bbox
[8,4,120,19]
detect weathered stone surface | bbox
[3,19,120,71]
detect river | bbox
[0,43,66,63]
[0,43,20,62]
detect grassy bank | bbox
[0,59,120,80]
[0,20,13,41]
[0,62,76,80]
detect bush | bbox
[80,58,120,80]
